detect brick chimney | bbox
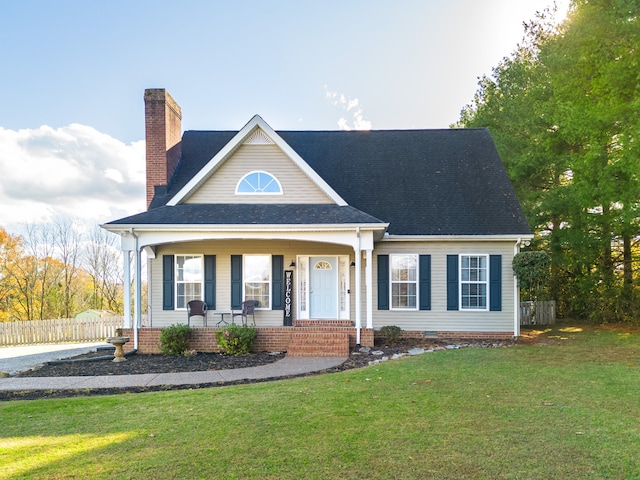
[144,88,182,208]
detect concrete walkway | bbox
[0,343,347,392]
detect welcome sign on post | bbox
[284,270,293,326]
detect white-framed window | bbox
[339,256,349,316]
[176,255,203,309]
[299,256,308,313]
[244,255,271,309]
[236,171,282,194]
[460,254,488,310]
[390,254,418,309]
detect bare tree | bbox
[53,216,81,318]
[84,225,123,313]
[11,223,59,320]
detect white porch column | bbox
[120,233,137,330]
[365,248,373,329]
[120,231,140,349]
[134,240,142,349]
[122,251,131,329]
[354,248,362,345]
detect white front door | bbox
[309,257,338,318]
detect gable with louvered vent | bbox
[243,129,275,145]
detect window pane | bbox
[245,256,270,282]
[176,255,203,309]
[299,258,307,312]
[478,256,487,281]
[391,255,417,281]
[461,283,486,309]
[177,282,202,309]
[392,283,416,308]
[245,282,269,308]
[237,172,282,193]
[244,255,271,309]
[177,255,201,282]
[339,257,348,312]
[460,255,487,310]
[390,254,418,309]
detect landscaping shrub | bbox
[378,325,403,344]
[216,324,258,355]
[159,324,194,356]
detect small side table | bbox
[215,312,231,326]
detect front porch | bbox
[122,322,375,357]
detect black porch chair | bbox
[187,300,208,326]
[232,300,257,326]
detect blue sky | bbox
[0,0,568,231]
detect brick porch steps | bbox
[292,320,353,327]
[286,330,350,357]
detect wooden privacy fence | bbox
[520,301,556,326]
[0,316,125,346]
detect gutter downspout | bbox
[355,227,361,346]
[513,238,522,338]
[122,247,132,330]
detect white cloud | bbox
[0,124,145,231]
[324,86,372,131]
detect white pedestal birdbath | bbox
[106,336,130,362]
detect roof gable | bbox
[184,142,334,204]
[166,115,346,207]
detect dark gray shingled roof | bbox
[107,204,385,226]
[112,128,531,236]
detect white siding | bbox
[147,238,517,334]
[148,240,352,328]
[371,241,517,333]
[185,144,333,204]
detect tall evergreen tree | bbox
[457,0,639,322]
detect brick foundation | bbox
[120,327,510,356]
[121,326,375,356]
[434,331,514,340]
[398,330,514,341]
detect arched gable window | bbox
[235,171,283,194]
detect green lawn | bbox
[1,324,639,479]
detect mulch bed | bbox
[16,350,288,377]
[1,339,512,401]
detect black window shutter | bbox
[377,255,389,310]
[204,255,216,310]
[447,255,459,311]
[162,255,174,310]
[489,255,502,311]
[419,255,431,310]
[230,255,243,310]
[272,255,284,310]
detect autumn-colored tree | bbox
[0,220,124,321]
[0,228,23,321]
[84,225,124,314]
